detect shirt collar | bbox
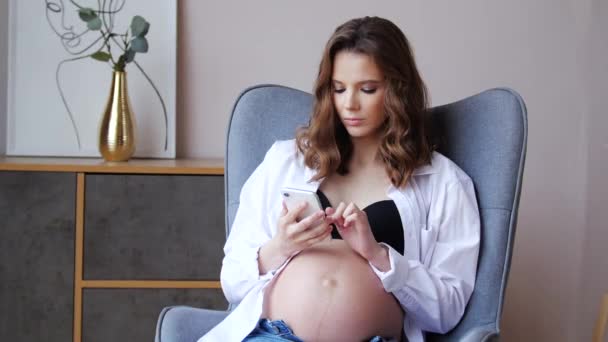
[412,151,439,176]
[412,163,436,175]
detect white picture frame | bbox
[6,0,176,158]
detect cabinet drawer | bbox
[82,288,227,342]
[0,171,75,341]
[84,174,225,280]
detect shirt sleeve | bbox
[219,142,281,305]
[369,178,480,333]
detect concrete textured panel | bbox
[82,288,227,342]
[0,171,76,341]
[84,174,225,280]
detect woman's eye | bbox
[333,88,346,94]
[362,88,377,94]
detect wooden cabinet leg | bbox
[73,173,85,342]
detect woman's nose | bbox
[344,90,360,111]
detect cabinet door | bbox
[0,171,75,341]
[83,174,227,341]
[82,288,227,342]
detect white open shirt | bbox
[199,140,480,342]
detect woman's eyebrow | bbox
[332,79,382,85]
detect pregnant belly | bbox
[262,240,404,342]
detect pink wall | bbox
[576,0,608,340]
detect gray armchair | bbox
[155,85,527,342]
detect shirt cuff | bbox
[256,246,293,281]
[369,242,410,292]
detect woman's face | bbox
[332,51,386,141]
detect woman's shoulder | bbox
[261,139,309,172]
[415,151,473,185]
[264,139,300,161]
[260,139,314,187]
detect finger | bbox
[325,207,341,227]
[277,202,291,231]
[342,213,358,229]
[302,220,332,241]
[306,224,333,245]
[330,202,347,223]
[347,207,368,228]
[342,202,360,218]
[289,219,328,248]
[285,201,309,222]
[296,210,326,230]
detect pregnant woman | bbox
[199,16,480,342]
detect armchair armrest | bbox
[458,326,499,342]
[155,306,229,342]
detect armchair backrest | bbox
[224,84,527,340]
[225,85,312,234]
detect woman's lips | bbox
[343,118,364,126]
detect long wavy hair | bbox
[296,16,434,188]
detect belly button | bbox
[321,277,337,288]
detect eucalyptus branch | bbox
[101,0,127,42]
[100,31,118,65]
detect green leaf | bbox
[87,17,102,30]
[91,51,111,62]
[130,36,148,53]
[131,16,150,37]
[125,49,136,63]
[78,8,97,22]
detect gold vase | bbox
[99,71,136,161]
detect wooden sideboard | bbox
[0,157,229,342]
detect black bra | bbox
[316,190,404,255]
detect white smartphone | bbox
[280,187,324,220]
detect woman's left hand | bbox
[326,202,383,261]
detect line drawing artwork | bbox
[44,0,168,151]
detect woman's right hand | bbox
[274,201,332,258]
[258,202,332,274]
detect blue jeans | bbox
[242,319,396,341]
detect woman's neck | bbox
[349,135,382,169]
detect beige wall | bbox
[177,1,602,341]
[0,0,7,154]
[576,0,608,341]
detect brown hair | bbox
[296,16,434,188]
